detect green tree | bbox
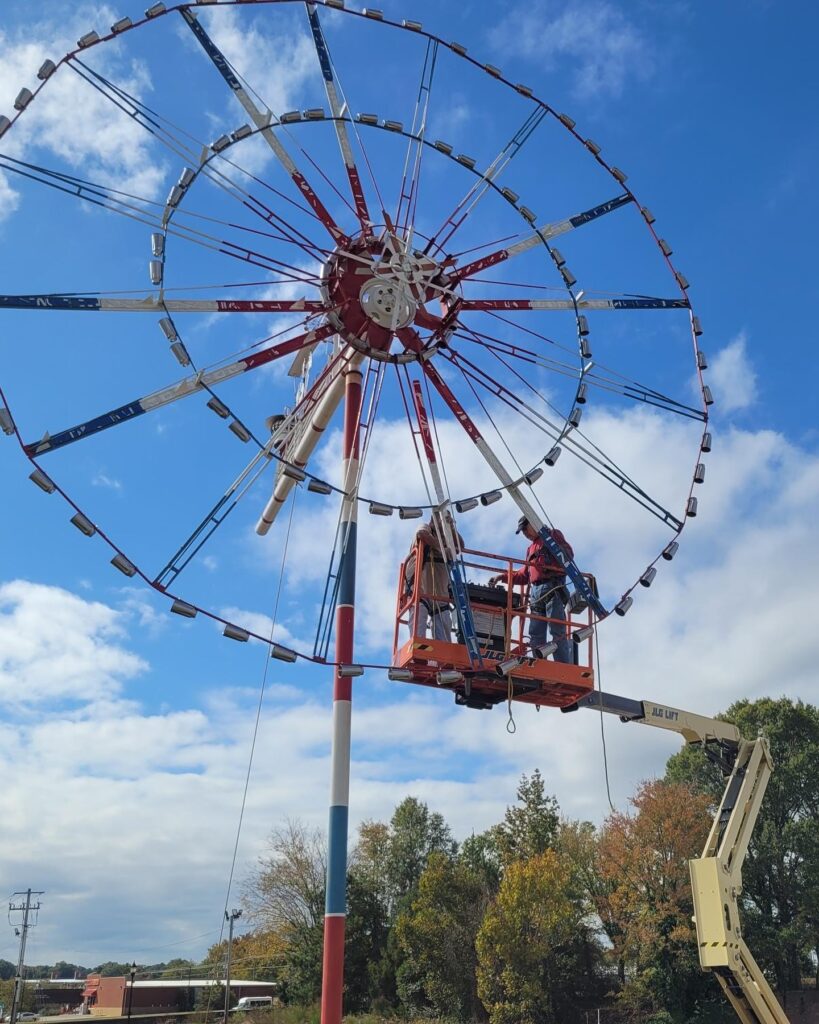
[665,697,819,998]
[491,769,560,867]
[350,820,391,912]
[0,977,37,1014]
[347,799,456,1010]
[344,872,389,1013]
[163,958,195,977]
[385,796,456,910]
[93,962,134,977]
[460,830,502,894]
[194,982,225,1012]
[52,961,88,979]
[476,849,588,1024]
[395,852,490,1021]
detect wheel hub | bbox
[359,276,417,329]
[321,233,453,360]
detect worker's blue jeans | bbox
[529,582,571,663]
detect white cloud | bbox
[708,331,758,413]
[118,587,167,637]
[0,580,146,707]
[2,403,819,961]
[0,6,166,221]
[201,6,316,118]
[489,1,653,100]
[219,604,310,652]
[92,471,123,491]
[0,171,21,221]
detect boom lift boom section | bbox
[564,691,789,1024]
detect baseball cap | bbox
[515,515,528,534]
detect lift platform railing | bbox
[393,540,595,668]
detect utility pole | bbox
[8,889,44,1024]
[223,909,242,1022]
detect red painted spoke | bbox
[445,348,684,527]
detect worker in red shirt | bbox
[489,515,573,663]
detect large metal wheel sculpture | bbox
[0,3,711,1021]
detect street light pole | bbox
[127,963,136,1023]
[224,909,242,1022]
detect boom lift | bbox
[564,691,790,1024]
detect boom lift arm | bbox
[563,691,789,1024]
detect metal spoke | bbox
[394,38,439,240]
[305,3,373,235]
[0,295,326,314]
[454,193,633,280]
[181,7,348,245]
[154,345,357,589]
[425,106,547,257]
[68,57,329,260]
[444,344,684,530]
[414,353,606,615]
[24,323,335,456]
[454,326,705,422]
[458,296,690,311]
[0,154,323,284]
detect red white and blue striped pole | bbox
[320,362,362,1024]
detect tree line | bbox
[204,696,819,1024]
[9,697,816,1023]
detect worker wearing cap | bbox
[406,509,464,642]
[489,515,573,663]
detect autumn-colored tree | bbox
[242,819,326,934]
[203,930,287,983]
[598,779,712,1019]
[394,851,490,1021]
[476,849,588,1024]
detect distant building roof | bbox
[35,980,86,986]
[127,980,276,989]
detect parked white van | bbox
[235,997,273,1012]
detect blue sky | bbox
[0,0,818,968]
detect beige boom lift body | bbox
[565,691,789,1024]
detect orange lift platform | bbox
[392,541,597,711]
